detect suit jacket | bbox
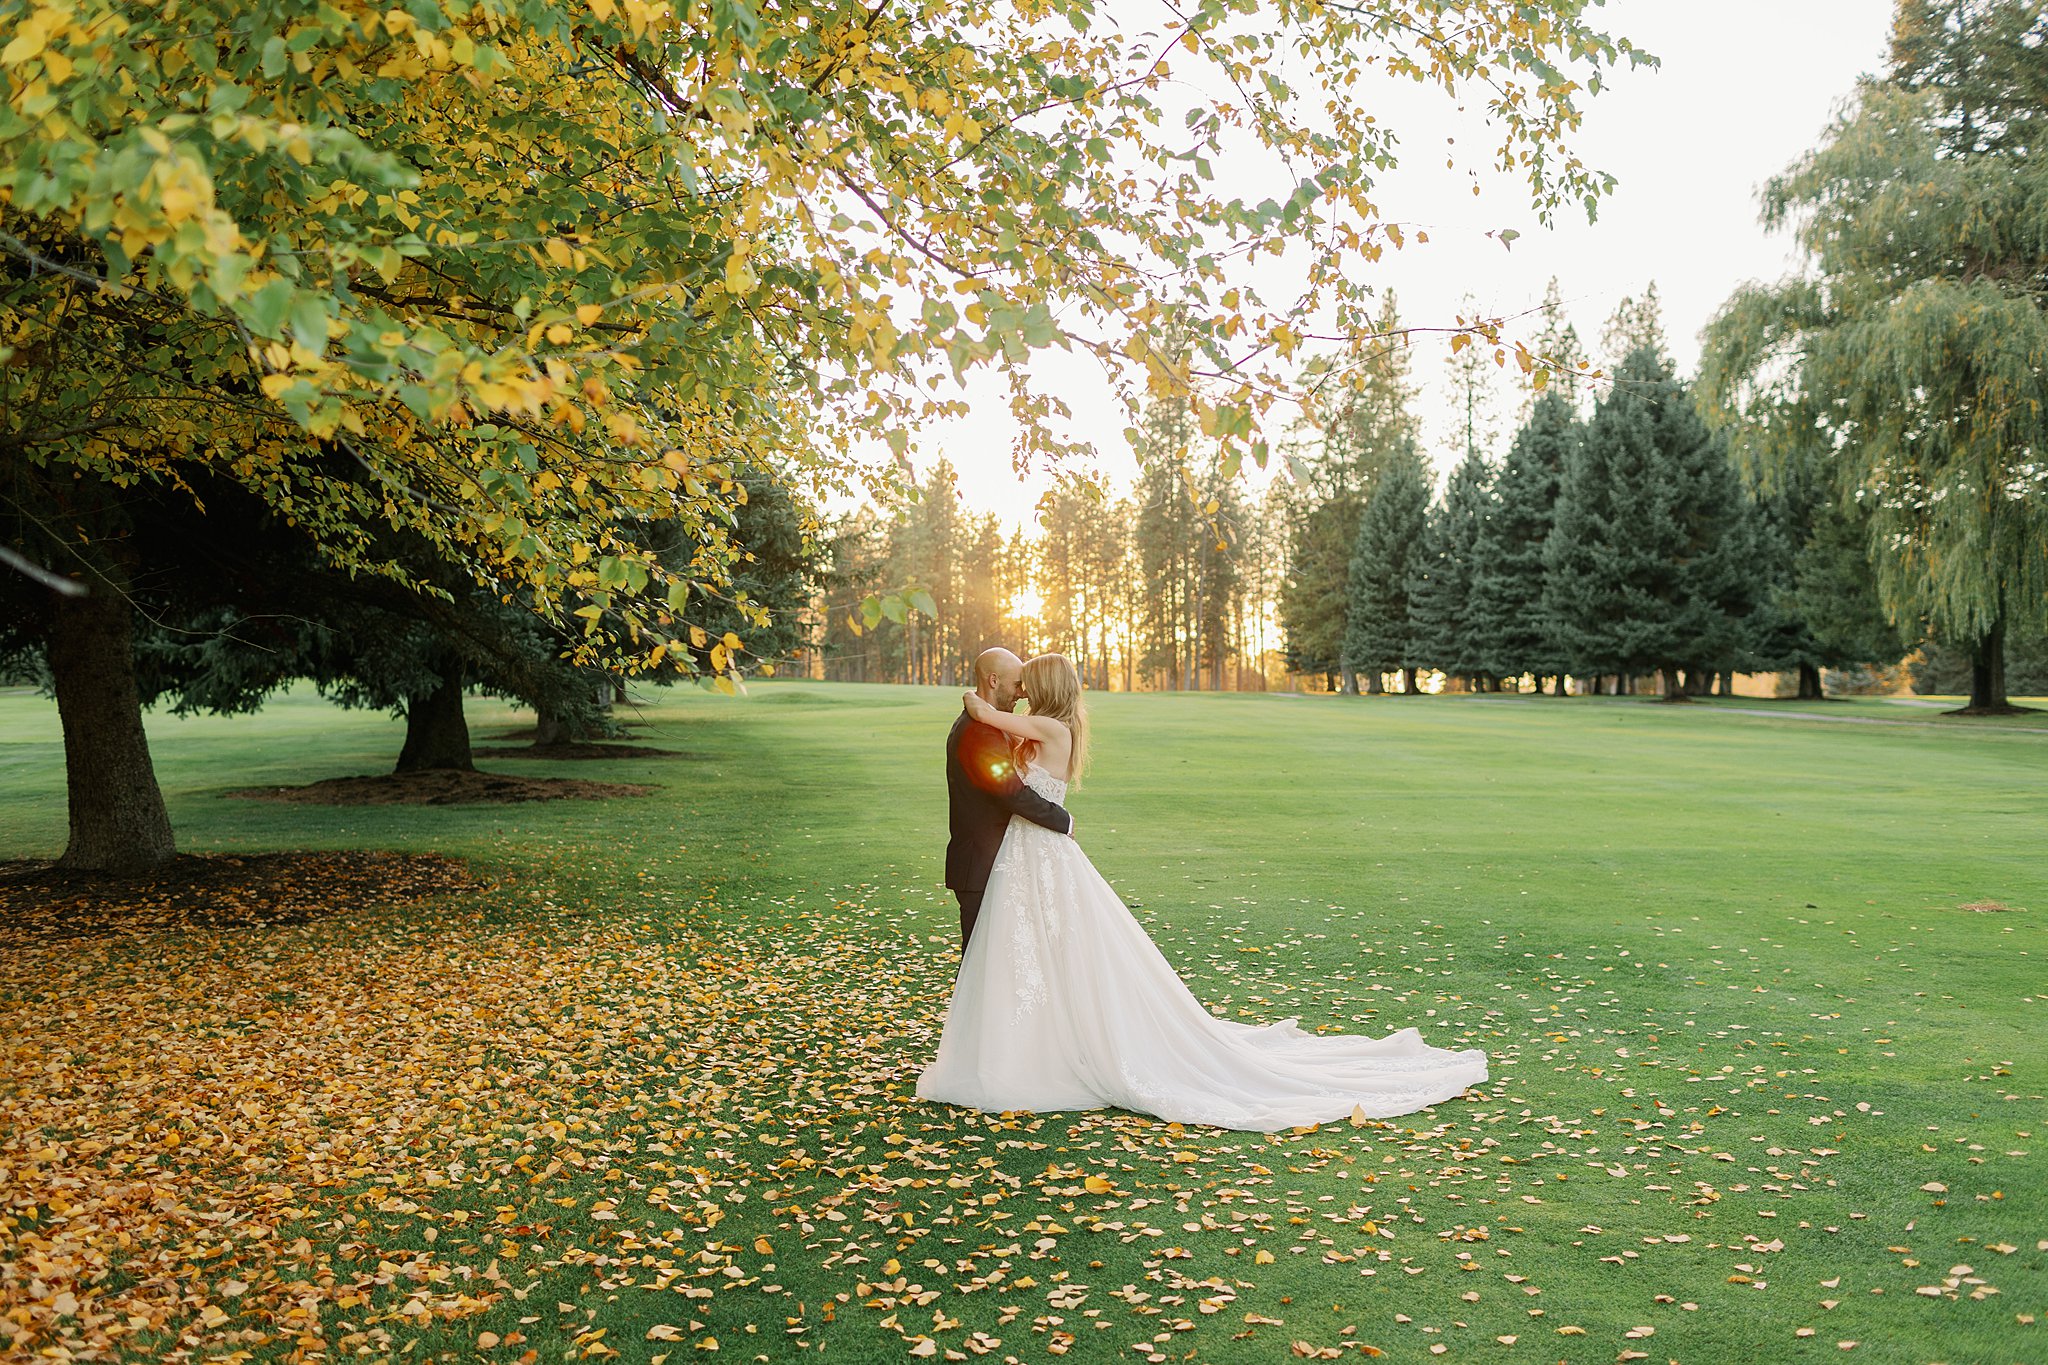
[945,709,1073,893]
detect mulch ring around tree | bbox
[469,742,690,760]
[223,769,657,805]
[0,851,479,944]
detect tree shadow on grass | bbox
[0,850,480,944]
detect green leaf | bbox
[288,292,331,351]
[244,278,295,338]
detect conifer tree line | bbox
[1281,283,1912,700]
[815,458,1290,691]
[1288,3,2047,708]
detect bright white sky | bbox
[908,2,1896,526]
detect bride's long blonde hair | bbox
[1020,653,1088,783]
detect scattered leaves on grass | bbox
[0,853,476,944]
[1,875,2037,1361]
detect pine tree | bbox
[1407,450,1493,685]
[1281,294,1423,691]
[1282,490,1357,687]
[1600,282,1666,371]
[1192,462,1245,689]
[1794,503,1910,676]
[1741,455,1908,698]
[952,513,1007,672]
[1343,450,1433,692]
[1542,348,1680,686]
[1135,453,1196,689]
[1471,393,1579,686]
[1521,277,1593,418]
[1664,404,1759,691]
[1543,347,1755,694]
[1445,294,1503,475]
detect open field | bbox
[2,682,2044,1363]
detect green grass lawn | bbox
[2,682,2043,1364]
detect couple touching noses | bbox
[941,646,1081,947]
[922,644,1489,1132]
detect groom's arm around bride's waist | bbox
[956,722,1073,836]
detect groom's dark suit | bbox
[946,709,1072,948]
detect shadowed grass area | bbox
[1,682,2042,1363]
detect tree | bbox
[820,508,889,682]
[3,0,1645,869]
[1470,393,1579,687]
[1699,1,2048,713]
[1283,295,1424,691]
[1600,282,1668,370]
[1912,622,2048,697]
[1445,294,1504,472]
[1134,385,1202,690]
[1522,277,1594,416]
[1408,450,1494,686]
[1343,450,1433,693]
[1543,348,1753,694]
[685,472,825,677]
[1743,455,1909,698]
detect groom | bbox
[945,646,1074,951]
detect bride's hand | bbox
[962,691,991,720]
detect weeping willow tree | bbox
[1699,0,2048,714]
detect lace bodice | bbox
[1021,761,1067,804]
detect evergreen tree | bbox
[820,507,888,681]
[1407,450,1493,685]
[1281,294,1422,691]
[1793,503,1912,675]
[1445,294,1503,474]
[1664,399,1760,690]
[1282,490,1357,687]
[696,472,823,672]
[1343,450,1433,693]
[1471,393,1579,686]
[952,512,1007,671]
[1741,455,1909,697]
[1543,347,1755,694]
[1200,460,1248,689]
[1522,276,1593,417]
[1600,282,1667,370]
[1135,450,1198,688]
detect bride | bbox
[917,652,1488,1133]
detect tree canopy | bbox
[1699,0,2047,710]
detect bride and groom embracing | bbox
[917,647,1488,1133]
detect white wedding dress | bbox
[917,762,1489,1132]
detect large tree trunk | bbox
[534,691,603,747]
[1953,615,2018,714]
[49,578,177,875]
[395,658,474,772]
[1796,663,1824,699]
[1400,666,1418,694]
[1658,665,1688,700]
[1340,665,1359,696]
[1365,670,1385,695]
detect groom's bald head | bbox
[974,647,1025,710]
